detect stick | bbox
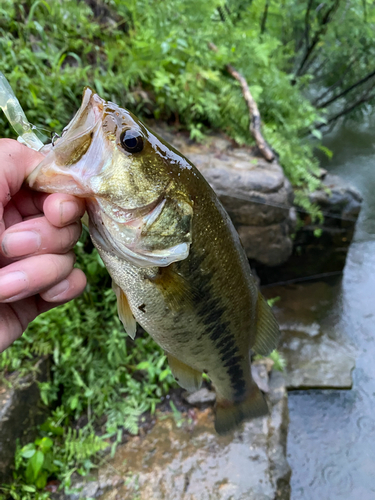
[209,43,275,162]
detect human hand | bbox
[0,139,87,352]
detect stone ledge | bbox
[57,370,290,500]
[263,281,356,390]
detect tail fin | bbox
[214,382,268,435]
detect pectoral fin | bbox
[167,353,202,392]
[252,292,280,356]
[149,265,199,312]
[112,282,137,340]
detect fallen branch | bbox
[209,42,275,162]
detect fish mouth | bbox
[27,87,105,195]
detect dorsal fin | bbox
[252,291,280,356]
[166,353,202,392]
[112,281,137,340]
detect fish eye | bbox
[120,130,144,153]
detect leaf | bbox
[35,470,49,489]
[311,129,322,140]
[39,437,54,453]
[40,419,64,436]
[22,485,37,492]
[70,394,79,410]
[136,361,150,370]
[317,145,333,159]
[159,369,170,381]
[29,450,44,480]
[21,443,36,459]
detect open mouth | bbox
[26,88,105,194]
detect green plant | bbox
[254,349,286,372]
[16,437,56,490]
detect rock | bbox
[256,173,362,284]
[309,174,362,221]
[152,125,295,267]
[182,387,216,405]
[251,361,271,393]
[61,371,290,500]
[263,281,356,390]
[0,358,49,481]
[237,220,293,267]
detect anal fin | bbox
[252,292,280,356]
[215,381,268,435]
[167,353,202,392]
[112,281,137,340]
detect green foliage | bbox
[0,0,332,217]
[1,0,374,210]
[269,349,287,372]
[254,350,286,372]
[0,421,108,499]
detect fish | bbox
[27,88,280,434]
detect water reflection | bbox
[287,122,375,499]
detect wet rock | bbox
[309,174,362,221]
[238,220,293,267]
[62,372,290,500]
[256,174,362,284]
[263,281,356,389]
[0,358,49,480]
[182,387,216,405]
[152,125,295,267]
[251,360,272,393]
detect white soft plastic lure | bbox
[0,71,44,151]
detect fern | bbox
[61,428,107,464]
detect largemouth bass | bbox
[27,88,280,434]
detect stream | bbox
[286,122,375,499]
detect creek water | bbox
[286,123,375,499]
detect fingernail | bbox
[2,231,41,257]
[43,279,69,301]
[0,271,28,300]
[60,201,80,225]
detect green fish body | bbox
[28,88,280,434]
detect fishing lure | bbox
[0,71,44,151]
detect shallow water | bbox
[287,123,375,499]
